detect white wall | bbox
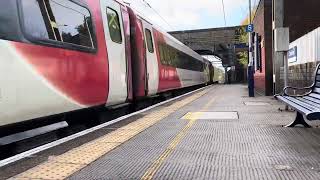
[289,27,320,66]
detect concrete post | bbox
[272,0,284,94]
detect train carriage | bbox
[0,0,207,128]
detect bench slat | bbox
[315,82,320,88]
[309,93,320,100]
[303,96,320,106]
[285,96,319,111]
[298,97,320,108]
[277,96,313,114]
[313,87,320,94]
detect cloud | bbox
[125,0,249,31]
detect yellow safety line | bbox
[141,91,218,180]
[11,88,211,180]
[141,114,200,180]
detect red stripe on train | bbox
[13,0,109,106]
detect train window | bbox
[21,0,50,40]
[158,43,204,72]
[106,8,122,44]
[145,29,154,53]
[21,0,94,49]
[49,0,94,47]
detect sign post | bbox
[247,23,255,97]
[247,0,255,97]
[275,27,290,109]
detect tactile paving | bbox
[10,162,85,180]
[53,142,120,165]
[11,87,210,179]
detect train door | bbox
[142,22,159,95]
[127,7,148,99]
[120,6,133,101]
[100,0,128,105]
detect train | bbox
[0,0,223,129]
[203,55,226,84]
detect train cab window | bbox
[21,0,94,49]
[106,8,122,44]
[145,29,154,53]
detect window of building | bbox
[145,29,154,53]
[21,0,94,49]
[106,8,122,44]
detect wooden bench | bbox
[275,63,320,128]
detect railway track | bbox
[0,85,208,167]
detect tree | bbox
[237,8,256,67]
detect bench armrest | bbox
[283,86,313,96]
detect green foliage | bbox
[236,6,257,67]
[236,27,249,67]
[238,51,248,67]
[238,27,248,43]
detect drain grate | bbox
[182,112,238,120]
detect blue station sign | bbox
[246,24,254,32]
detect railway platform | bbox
[3,84,320,180]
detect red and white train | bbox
[0,0,215,128]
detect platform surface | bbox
[8,85,320,180]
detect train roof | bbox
[125,4,204,62]
[159,28,204,62]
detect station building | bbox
[252,0,320,95]
[252,0,273,95]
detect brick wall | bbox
[253,0,265,94]
[253,0,273,95]
[169,27,239,51]
[279,62,319,94]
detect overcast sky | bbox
[125,0,258,31]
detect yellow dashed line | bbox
[141,90,219,180]
[11,88,211,180]
[141,112,202,180]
